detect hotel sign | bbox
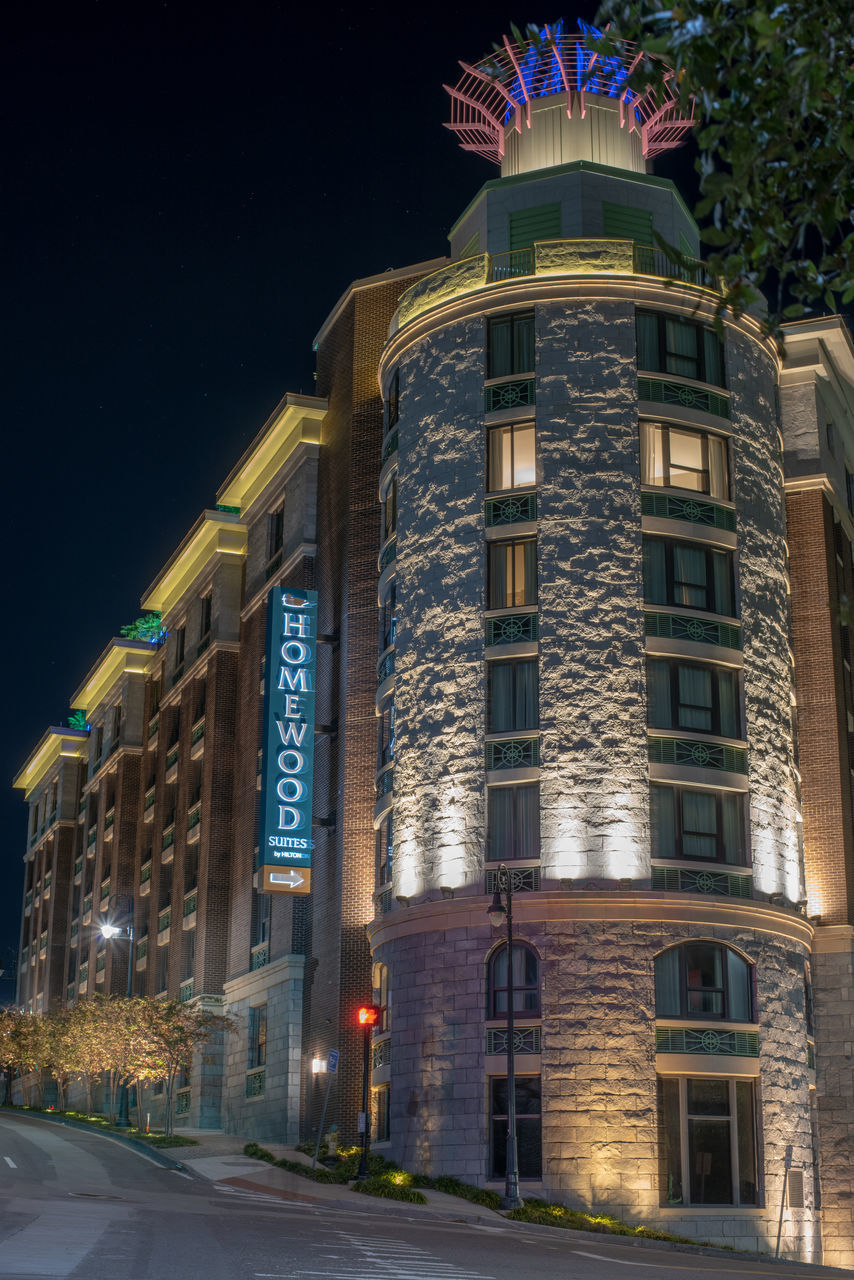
[259,587,318,894]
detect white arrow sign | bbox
[270,870,305,888]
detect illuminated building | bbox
[11,19,853,1265]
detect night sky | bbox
[3,0,703,995]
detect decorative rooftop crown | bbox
[445,19,694,165]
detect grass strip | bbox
[6,1105,198,1148]
[508,1198,733,1248]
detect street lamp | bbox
[487,864,523,1210]
[99,893,134,1129]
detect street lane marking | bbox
[4,1156,17,1167]
[572,1252,657,1267]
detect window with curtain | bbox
[487,312,535,378]
[643,537,735,616]
[487,659,538,733]
[488,422,536,491]
[646,658,741,738]
[654,942,753,1021]
[487,783,540,860]
[640,421,729,499]
[491,1075,542,1179]
[487,942,540,1017]
[636,310,726,387]
[488,538,537,608]
[651,783,747,864]
[657,1077,757,1206]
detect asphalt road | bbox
[0,1112,849,1280]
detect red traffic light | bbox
[357,1005,381,1026]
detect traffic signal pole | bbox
[355,1005,380,1181]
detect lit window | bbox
[487,784,540,861]
[487,942,540,1017]
[651,784,747,865]
[647,658,741,739]
[636,310,725,387]
[487,312,535,379]
[488,423,536,491]
[248,1004,268,1069]
[372,1084,391,1142]
[640,421,729,499]
[654,942,754,1021]
[657,1077,757,1206]
[373,962,389,1032]
[643,537,735,616]
[490,1076,542,1179]
[487,659,538,733]
[488,538,537,609]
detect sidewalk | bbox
[162,1129,501,1223]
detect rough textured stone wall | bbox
[728,329,803,904]
[812,929,854,1268]
[393,315,486,898]
[537,299,647,882]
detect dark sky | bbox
[4,0,698,991]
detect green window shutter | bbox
[458,230,480,259]
[679,232,695,258]
[602,201,654,246]
[509,203,562,250]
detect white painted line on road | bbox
[4,1156,17,1167]
[169,1169,193,1178]
[572,1251,658,1267]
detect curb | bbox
[2,1107,196,1174]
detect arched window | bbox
[487,943,540,1018]
[655,942,753,1022]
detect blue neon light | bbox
[499,19,640,125]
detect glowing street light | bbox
[98,894,134,1129]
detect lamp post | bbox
[99,893,134,1128]
[488,864,523,1210]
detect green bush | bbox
[508,1199,726,1246]
[352,1176,427,1204]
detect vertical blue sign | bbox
[260,587,318,894]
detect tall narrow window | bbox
[487,659,538,733]
[377,701,395,767]
[112,703,122,745]
[487,312,535,378]
[488,538,537,609]
[383,474,397,541]
[199,593,212,640]
[387,368,400,429]
[643,537,735,616]
[487,943,540,1017]
[268,503,285,560]
[487,783,540,860]
[488,423,536,491]
[651,784,747,865]
[174,626,186,669]
[647,658,741,739]
[380,583,397,652]
[377,814,393,886]
[248,1004,268,1069]
[490,1076,542,1179]
[640,422,729,499]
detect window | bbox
[490,1076,542,1179]
[488,538,537,609]
[199,593,212,640]
[175,626,186,669]
[487,312,535,379]
[487,659,538,733]
[112,703,122,744]
[654,942,753,1021]
[248,1004,268,1069]
[657,1077,757,1206]
[380,583,397,652]
[372,1085,391,1142]
[803,962,814,1037]
[156,944,169,994]
[181,927,195,981]
[373,962,389,1032]
[378,701,395,767]
[847,467,854,517]
[267,504,285,560]
[643,537,735,616]
[651,784,747,865]
[251,890,271,947]
[94,724,104,761]
[487,784,540,861]
[640,421,729,499]
[647,658,741,739]
[387,368,400,430]
[383,474,397,542]
[488,423,536,491]
[376,814,393,886]
[636,311,725,387]
[487,942,540,1017]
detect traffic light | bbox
[357,1005,381,1027]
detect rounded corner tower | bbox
[366,19,818,1261]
